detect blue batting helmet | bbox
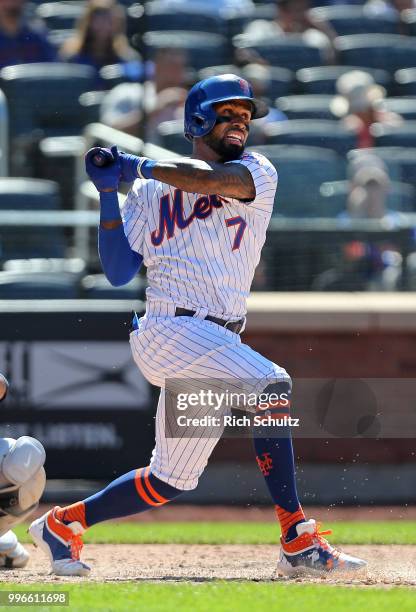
[184,74,269,141]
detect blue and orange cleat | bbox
[29,507,90,576]
[277,519,367,577]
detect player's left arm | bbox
[151,159,256,200]
[119,153,255,200]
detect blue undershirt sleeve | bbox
[98,191,143,287]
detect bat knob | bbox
[91,149,114,167]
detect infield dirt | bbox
[1,544,415,587]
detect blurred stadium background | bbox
[0,0,415,510]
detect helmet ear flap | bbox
[187,106,217,139]
[188,113,207,138]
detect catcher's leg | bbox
[0,436,46,570]
[0,531,29,568]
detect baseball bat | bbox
[91,148,114,167]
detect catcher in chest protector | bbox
[0,374,46,568]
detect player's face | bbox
[203,100,252,161]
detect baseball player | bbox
[30,75,366,577]
[0,375,46,568]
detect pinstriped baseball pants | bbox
[129,304,290,491]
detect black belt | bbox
[175,307,245,334]
[129,309,245,334]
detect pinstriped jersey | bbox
[121,151,277,319]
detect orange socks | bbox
[275,505,306,540]
[55,502,88,530]
[54,468,183,528]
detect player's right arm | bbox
[85,147,143,287]
[98,192,143,287]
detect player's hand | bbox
[118,151,142,183]
[85,145,121,192]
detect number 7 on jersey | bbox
[225,216,247,251]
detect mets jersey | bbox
[121,151,277,319]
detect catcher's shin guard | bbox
[0,531,29,568]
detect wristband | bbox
[137,157,157,180]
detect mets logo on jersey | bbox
[150,189,227,246]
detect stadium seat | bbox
[335,34,416,74]
[221,0,276,40]
[401,8,416,36]
[81,274,146,299]
[320,180,416,214]
[0,271,78,298]
[394,68,416,96]
[223,13,256,39]
[198,64,238,78]
[264,120,358,156]
[275,95,334,120]
[36,2,84,30]
[250,144,346,217]
[3,257,86,276]
[0,63,97,139]
[78,91,106,123]
[223,3,276,38]
[0,231,66,261]
[0,178,65,259]
[144,3,225,35]
[37,0,140,43]
[199,65,295,100]
[296,65,391,95]
[142,31,228,71]
[46,28,75,48]
[139,2,276,41]
[124,6,141,42]
[38,135,85,211]
[309,5,400,36]
[99,64,126,89]
[348,147,416,189]
[157,121,192,156]
[382,98,416,121]
[99,63,144,90]
[372,122,416,148]
[233,34,328,72]
[0,178,60,209]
